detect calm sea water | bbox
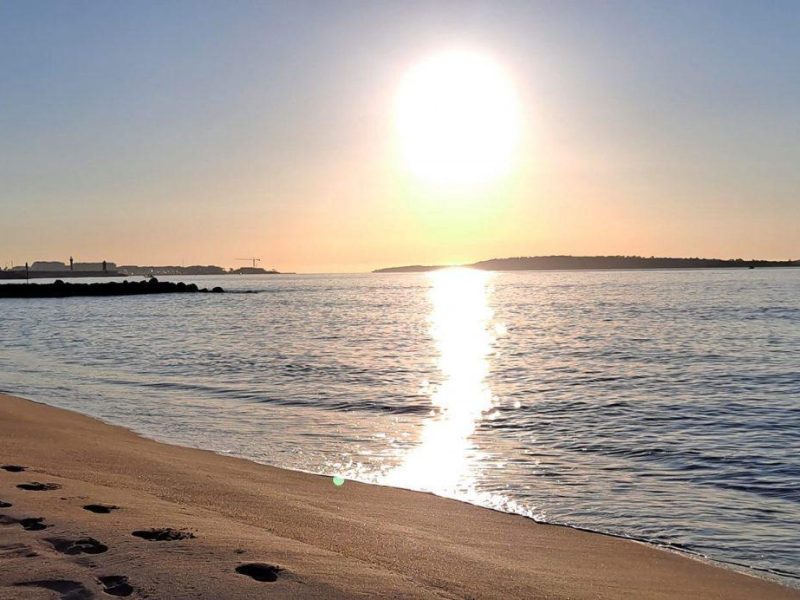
[1,269,798,585]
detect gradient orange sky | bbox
[2,2,798,272]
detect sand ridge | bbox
[1,393,798,599]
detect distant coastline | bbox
[0,262,292,280]
[374,255,800,273]
[118,265,288,276]
[0,270,125,280]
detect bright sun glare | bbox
[395,50,521,186]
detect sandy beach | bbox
[0,392,797,600]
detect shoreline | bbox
[2,393,799,598]
[62,396,795,588]
[6,391,795,589]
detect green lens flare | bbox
[333,475,345,487]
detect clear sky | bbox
[1,1,798,272]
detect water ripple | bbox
[1,268,798,587]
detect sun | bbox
[395,50,521,186]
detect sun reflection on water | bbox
[384,267,495,494]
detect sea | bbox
[1,268,798,586]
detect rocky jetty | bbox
[0,278,224,298]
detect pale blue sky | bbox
[1,1,798,271]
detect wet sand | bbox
[0,392,797,599]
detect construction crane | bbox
[236,258,262,268]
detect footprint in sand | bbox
[0,542,38,559]
[19,517,49,531]
[83,504,120,514]
[235,563,283,582]
[1,465,27,472]
[0,515,49,531]
[46,537,109,555]
[17,481,62,491]
[131,527,194,541]
[98,575,134,597]
[15,579,93,600]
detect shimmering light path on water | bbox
[1,269,798,586]
[385,269,494,494]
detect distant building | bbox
[26,260,119,272]
[30,261,69,271]
[119,265,226,275]
[230,267,275,275]
[73,262,117,272]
